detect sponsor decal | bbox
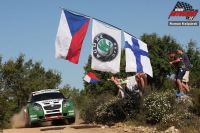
[42,99,59,104]
[68,110,75,113]
[68,113,75,115]
[31,117,37,120]
[30,114,37,118]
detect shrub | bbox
[157,112,198,132]
[80,93,116,123]
[98,91,142,122]
[190,88,200,116]
[143,91,174,124]
[80,91,142,124]
[96,97,121,123]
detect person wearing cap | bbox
[177,48,191,95]
[169,50,186,97]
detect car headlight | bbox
[32,103,42,111]
[63,101,70,107]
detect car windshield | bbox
[32,92,65,102]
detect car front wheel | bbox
[67,117,75,124]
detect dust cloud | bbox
[10,106,26,128]
[75,108,83,124]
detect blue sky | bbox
[0,0,199,90]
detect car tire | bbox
[25,112,35,128]
[67,117,75,124]
[27,121,38,128]
[26,117,32,127]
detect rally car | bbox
[24,89,75,127]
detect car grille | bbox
[44,104,61,110]
[47,110,60,113]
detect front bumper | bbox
[28,109,75,123]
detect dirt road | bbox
[3,108,119,133]
[3,123,117,133]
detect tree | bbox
[61,84,80,100]
[185,40,200,88]
[0,53,62,110]
[0,56,3,91]
[60,84,84,109]
[0,96,8,129]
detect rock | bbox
[123,128,129,132]
[174,95,193,113]
[116,122,124,127]
[107,121,115,127]
[101,126,105,129]
[174,129,179,133]
[92,121,97,126]
[164,126,179,133]
[110,126,117,129]
[99,122,181,133]
[165,126,175,132]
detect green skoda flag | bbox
[91,19,121,73]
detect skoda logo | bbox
[93,33,118,62]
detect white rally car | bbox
[24,89,75,127]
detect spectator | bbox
[109,74,141,98]
[169,50,186,97]
[121,74,133,92]
[121,74,141,98]
[108,74,125,98]
[177,48,191,95]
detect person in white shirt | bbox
[121,74,141,95]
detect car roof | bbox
[32,89,60,96]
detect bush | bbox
[143,90,175,124]
[157,113,199,132]
[80,93,116,123]
[80,91,142,124]
[96,97,121,123]
[190,88,200,116]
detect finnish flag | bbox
[124,32,153,77]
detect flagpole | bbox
[59,7,139,40]
[60,7,91,18]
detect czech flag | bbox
[84,72,100,83]
[55,10,90,64]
